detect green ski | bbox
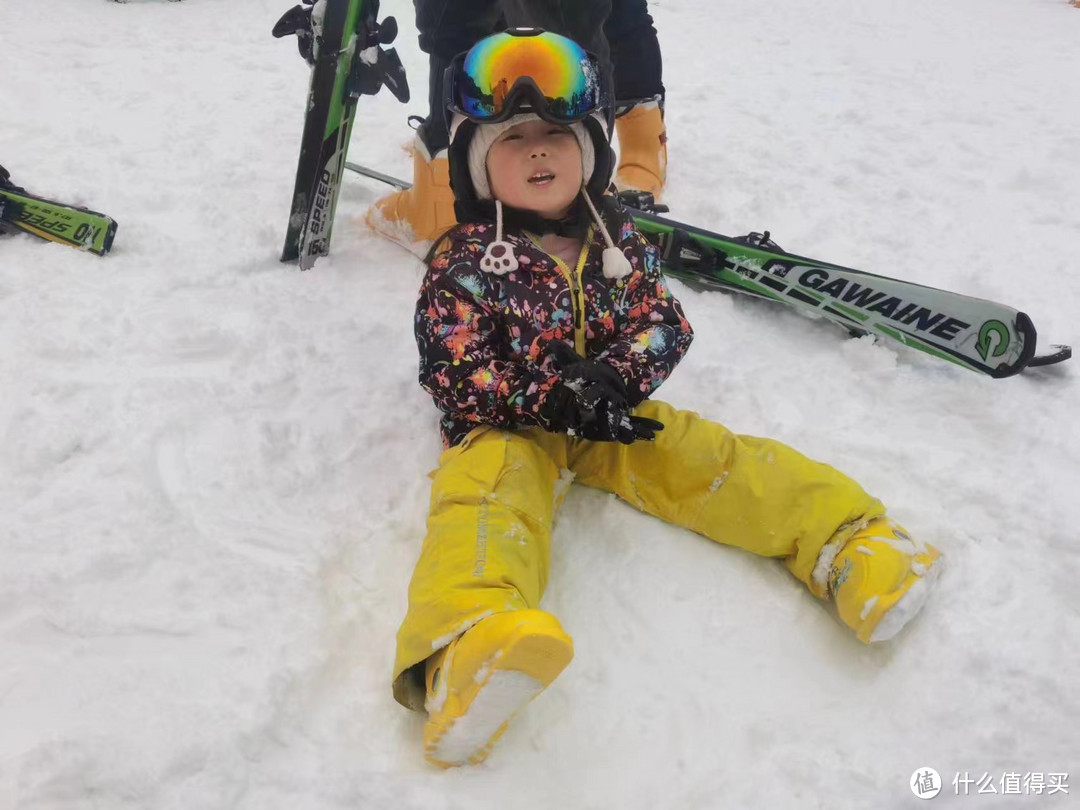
[273,0,408,270]
[0,165,117,256]
[629,205,1070,377]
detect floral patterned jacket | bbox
[415,204,694,448]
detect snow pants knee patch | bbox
[392,427,561,711]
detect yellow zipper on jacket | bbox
[530,226,594,356]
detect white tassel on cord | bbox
[580,187,632,280]
[479,199,520,275]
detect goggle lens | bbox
[455,31,602,121]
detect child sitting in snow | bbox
[392,29,942,768]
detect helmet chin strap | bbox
[479,188,632,280]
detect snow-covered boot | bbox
[423,609,573,768]
[614,99,667,199]
[364,131,456,248]
[826,518,942,643]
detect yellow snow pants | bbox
[392,399,884,710]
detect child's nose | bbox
[527,134,551,159]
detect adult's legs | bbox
[604,1,668,196]
[605,0,664,104]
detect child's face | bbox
[486,119,583,219]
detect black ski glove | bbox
[541,343,664,444]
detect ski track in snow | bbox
[2,0,1079,807]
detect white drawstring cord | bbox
[479,199,520,275]
[579,187,632,279]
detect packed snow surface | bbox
[2,0,1079,807]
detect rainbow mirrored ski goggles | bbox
[445,29,611,126]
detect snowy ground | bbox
[2,0,1079,807]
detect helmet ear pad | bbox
[581,113,616,199]
[448,113,615,206]
[447,118,480,202]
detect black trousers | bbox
[413,0,664,150]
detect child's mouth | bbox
[528,172,555,186]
